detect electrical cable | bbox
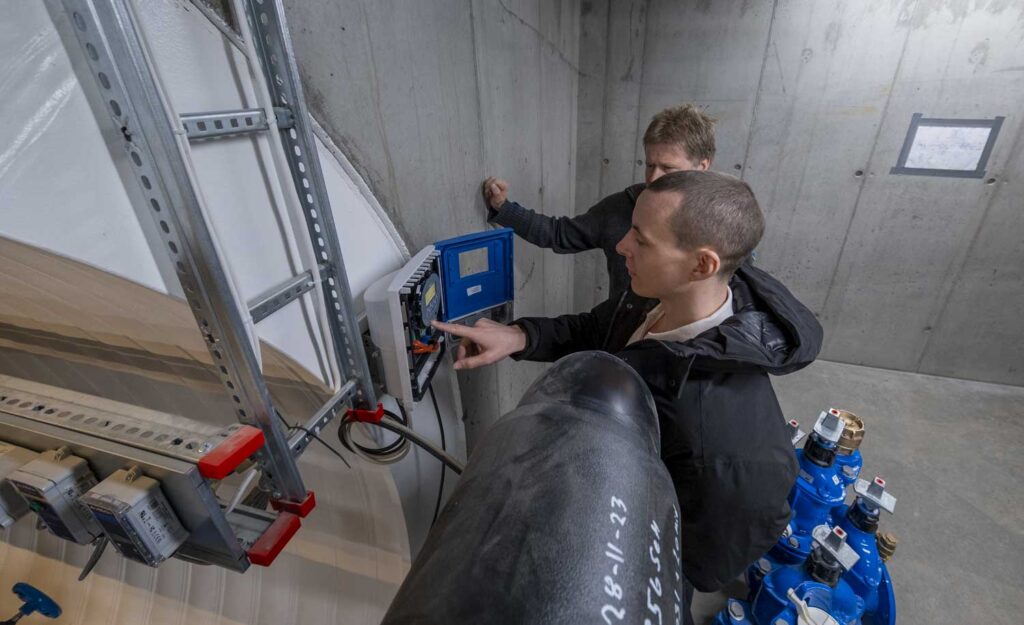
[339,404,464,475]
[337,400,411,462]
[369,417,463,474]
[307,431,353,469]
[427,385,447,525]
[338,404,411,464]
[395,400,410,425]
[276,411,351,469]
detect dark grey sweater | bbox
[488,183,646,295]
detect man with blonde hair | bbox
[484,104,716,295]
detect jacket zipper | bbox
[600,291,630,350]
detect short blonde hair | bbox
[643,104,717,166]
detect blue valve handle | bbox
[2,583,62,623]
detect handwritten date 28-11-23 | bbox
[600,496,629,625]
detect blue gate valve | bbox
[2,583,61,624]
[836,476,898,624]
[737,409,897,625]
[719,525,864,625]
[771,409,846,565]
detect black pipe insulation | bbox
[382,351,685,624]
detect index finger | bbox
[432,320,477,338]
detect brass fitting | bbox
[835,409,865,456]
[877,532,898,561]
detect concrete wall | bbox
[282,0,581,439]
[576,0,1024,386]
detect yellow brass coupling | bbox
[836,409,865,456]
[877,532,898,561]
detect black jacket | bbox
[511,263,822,591]
[489,183,645,295]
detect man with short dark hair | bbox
[484,104,717,295]
[437,171,822,623]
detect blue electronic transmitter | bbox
[365,228,514,407]
[435,228,514,324]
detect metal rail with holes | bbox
[0,377,258,570]
[238,0,378,437]
[58,0,375,505]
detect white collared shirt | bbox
[626,288,734,346]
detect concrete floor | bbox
[690,359,1024,625]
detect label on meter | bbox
[82,470,188,567]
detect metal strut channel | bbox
[287,379,358,455]
[60,0,306,501]
[247,269,317,323]
[181,108,269,140]
[181,106,294,141]
[239,0,378,422]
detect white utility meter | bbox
[0,441,38,527]
[8,448,103,544]
[81,468,189,566]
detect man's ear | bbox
[697,158,711,171]
[690,247,721,281]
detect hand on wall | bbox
[482,176,509,210]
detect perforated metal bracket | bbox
[239,0,377,412]
[287,379,358,455]
[1,394,253,571]
[181,106,293,140]
[61,0,306,501]
[181,108,268,140]
[247,269,316,323]
[0,375,231,463]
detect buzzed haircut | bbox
[647,170,764,277]
[643,104,717,166]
